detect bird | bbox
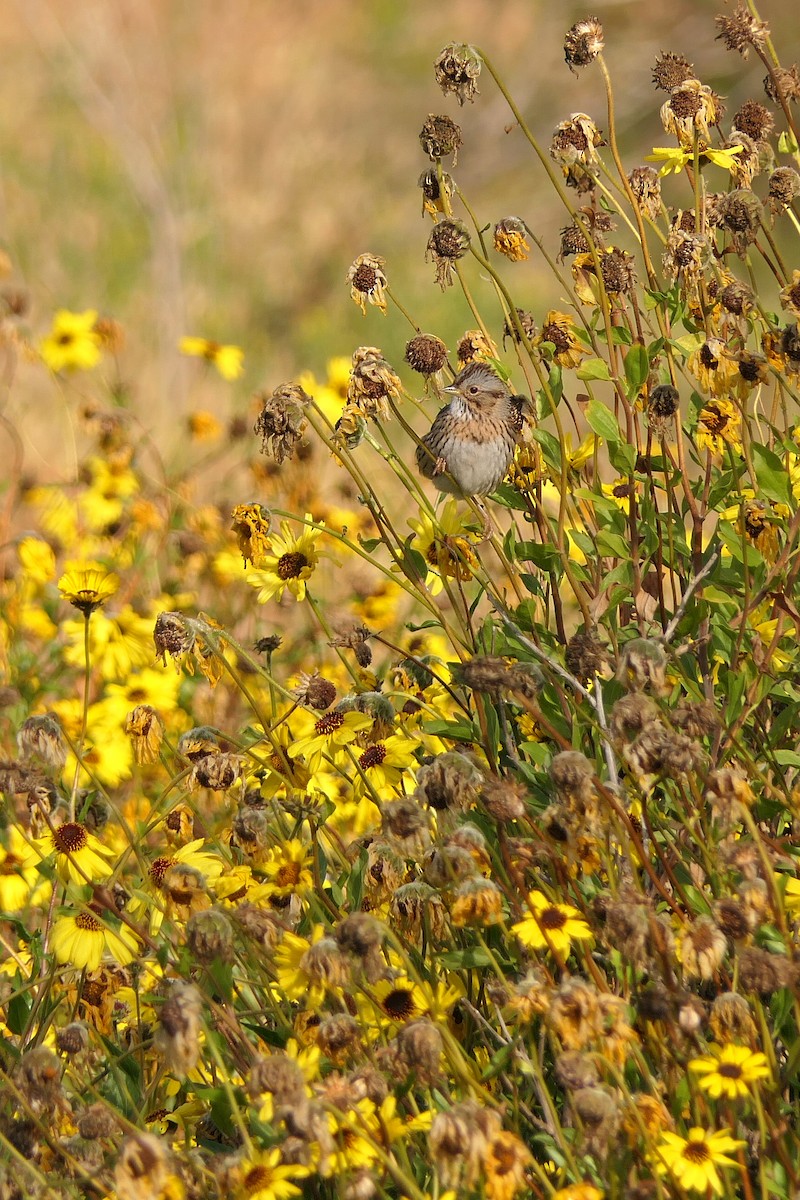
[415,361,524,498]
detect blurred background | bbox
[0,0,792,466]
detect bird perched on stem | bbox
[415,361,524,498]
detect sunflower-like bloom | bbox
[246,515,324,603]
[512,889,593,958]
[35,821,116,885]
[654,1127,744,1194]
[51,907,139,970]
[40,309,102,372]
[179,335,244,380]
[535,310,587,369]
[58,562,120,616]
[688,1043,770,1099]
[408,500,480,593]
[695,398,742,456]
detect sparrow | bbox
[415,361,524,497]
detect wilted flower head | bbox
[125,704,164,765]
[405,333,448,376]
[661,79,722,145]
[616,638,668,692]
[156,982,203,1076]
[716,188,763,252]
[419,113,463,163]
[347,346,401,421]
[763,64,800,106]
[114,1133,171,1200]
[493,216,530,262]
[434,43,482,105]
[254,383,310,464]
[550,113,603,167]
[17,712,67,770]
[563,17,604,71]
[231,503,272,565]
[733,98,774,141]
[652,51,695,92]
[418,167,454,216]
[426,219,471,290]
[767,166,800,214]
[347,253,388,315]
[715,4,769,57]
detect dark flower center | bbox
[538,906,568,931]
[76,912,102,932]
[360,744,387,770]
[314,710,345,735]
[718,1062,743,1079]
[382,987,418,1020]
[683,1141,711,1164]
[149,856,175,888]
[702,404,728,435]
[352,264,378,293]
[277,551,309,580]
[275,862,302,888]
[54,822,88,854]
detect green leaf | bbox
[515,541,563,573]
[778,129,799,154]
[422,719,476,743]
[438,946,493,969]
[585,399,622,443]
[595,530,631,558]
[576,357,612,382]
[751,442,791,505]
[530,428,563,471]
[624,344,649,393]
[608,441,637,475]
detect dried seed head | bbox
[418,167,453,216]
[782,322,800,365]
[456,328,498,365]
[566,629,607,683]
[415,751,483,813]
[732,98,774,140]
[648,383,680,423]
[430,1100,502,1188]
[125,704,164,765]
[450,875,503,927]
[294,671,337,711]
[388,1018,443,1084]
[347,253,388,316]
[617,638,668,692]
[767,166,800,213]
[17,712,68,770]
[153,611,194,664]
[764,65,800,105]
[709,991,759,1047]
[716,188,763,251]
[77,1101,117,1139]
[626,722,703,778]
[661,79,722,144]
[715,5,769,58]
[317,1014,361,1061]
[248,1052,306,1106]
[671,697,720,739]
[720,279,755,315]
[233,902,280,948]
[480,776,527,821]
[390,879,446,941]
[16,1046,62,1110]
[186,908,234,964]
[434,43,482,105]
[254,384,310,464]
[714,898,750,941]
[601,247,636,294]
[550,113,603,167]
[115,1133,170,1200]
[405,333,448,376]
[550,750,595,800]
[678,995,707,1034]
[347,346,401,422]
[419,114,463,163]
[680,916,727,980]
[572,1087,620,1158]
[427,219,471,290]
[503,307,537,346]
[255,634,282,656]
[381,796,431,855]
[652,51,695,92]
[56,1022,89,1056]
[335,912,384,959]
[189,751,242,791]
[738,945,790,994]
[301,936,349,990]
[559,223,590,258]
[556,1050,600,1091]
[156,983,202,1076]
[493,216,530,262]
[563,17,604,70]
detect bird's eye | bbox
[468,385,479,395]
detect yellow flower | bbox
[695,398,742,456]
[646,143,743,176]
[32,820,116,885]
[235,1147,308,1200]
[261,839,314,899]
[784,877,800,913]
[287,709,373,771]
[50,907,140,970]
[0,826,50,912]
[689,1043,770,1099]
[353,731,418,799]
[655,1127,744,1194]
[62,605,155,679]
[40,309,102,371]
[408,500,479,592]
[552,1188,604,1200]
[17,537,56,588]
[187,410,223,440]
[535,310,587,369]
[231,503,273,566]
[484,1130,532,1200]
[179,335,244,380]
[58,562,120,616]
[246,515,324,603]
[512,890,593,958]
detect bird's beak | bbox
[444,382,460,394]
